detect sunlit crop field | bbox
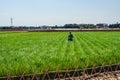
[0,32,120,76]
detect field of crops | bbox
[0,32,120,76]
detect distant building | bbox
[96,23,108,28]
[64,24,96,29]
[79,24,95,29]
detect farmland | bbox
[0,32,120,76]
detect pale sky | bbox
[0,0,120,26]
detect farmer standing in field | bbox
[68,32,73,41]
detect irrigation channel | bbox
[0,63,120,80]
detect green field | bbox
[0,32,120,76]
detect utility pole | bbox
[10,18,13,27]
